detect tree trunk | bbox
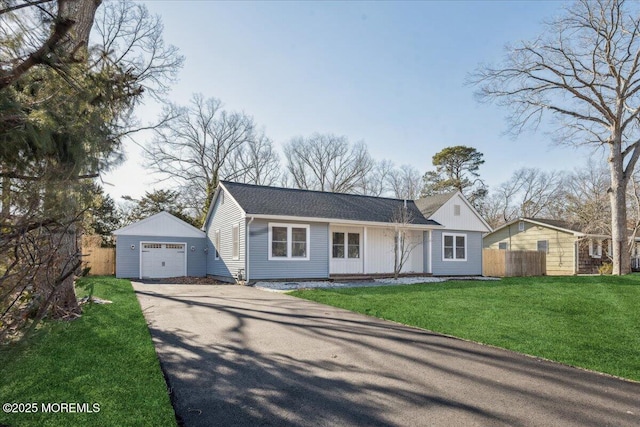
[45,0,103,318]
[58,0,102,58]
[609,144,631,275]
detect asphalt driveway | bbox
[132,283,640,427]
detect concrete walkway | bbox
[133,283,640,427]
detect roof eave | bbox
[245,213,443,229]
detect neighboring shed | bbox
[483,218,610,275]
[113,212,207,279]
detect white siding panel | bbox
[403,230,423,273]
[430,194,490,232]
[365,227,395,274]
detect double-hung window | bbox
[332,232,360,259]
[443,233,466,261]
[269,223,310,260]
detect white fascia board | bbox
[248,214,443,229]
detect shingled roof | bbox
[220,181,440,226]
[414,192,457,218]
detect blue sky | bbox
[104,0,592,201]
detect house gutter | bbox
[246,217,254,282]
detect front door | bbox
[330,226,364,274]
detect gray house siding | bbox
[248,219,329,280]
[115,235,207,278]
[206,193,245,280]
[431,230,483,276]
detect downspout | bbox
[246,217,254,283]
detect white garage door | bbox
[140,243,186,279]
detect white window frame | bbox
[232,224,240,260]
[453,204,461,216]
[268,223,311,261]
[518,221,525,232]
[589,239,602,258]
[442,233,467,262]
[498,242,508,250]
[214,229,220,260]
[331,231,361,259]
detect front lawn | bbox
[0,276,176,427]
[290,275,640,381]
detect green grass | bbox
[0,277,176,427]
[290,275,640,381]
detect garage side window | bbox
[232,224,239,260]
[269,223,310,260]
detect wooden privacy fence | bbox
[483,249,546,277]
[81,236,115,276]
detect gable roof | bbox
[218,181,440,226]
[487,217,608,237]
[113,211,206,238]
[414,192,457,217]
[415,191,492,233]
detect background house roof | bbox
[488,217,608,237]
[221,181,439,225]
[414,192,457,218]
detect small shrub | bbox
[598,262,613,275]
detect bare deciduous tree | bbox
[473,0,640,274]
[500,168,565,222]
[389,205,422,279]
[227,132,281,186]
[284,133,374,193]
[564,162,611,236]
[145,94,266,220]
[93,0,183,103]
[388,164,422,200]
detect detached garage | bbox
[113,211,207,279]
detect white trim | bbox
[267,222,311,261]
[214,229,220,260]
[139,241,187,279]
[427,230,432,274]
[589,239,602,258]
[363,226,368,273]
[251,214,442,230]
[232,224,240,260]
[442,233,467,262]
[246,217,254,281]
[201,183,247,231]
